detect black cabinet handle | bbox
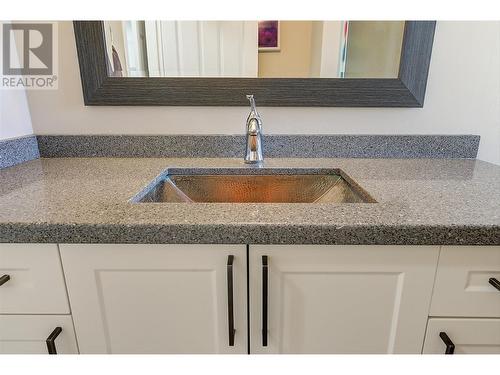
[439,332,455,354]
[489,278,500,291]
[46,327,63,354]
[0,274,10,286]
[227,255,236,346]
[262,255,268,347]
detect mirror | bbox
[74,21,436,107]
[103,21,405,79]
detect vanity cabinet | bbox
[248,245,440,354]
[59,244,248,354]
[6,243,498,354]
[59,244,441,354]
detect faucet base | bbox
[244,159,263,165]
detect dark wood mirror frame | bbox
[74,21,435,107]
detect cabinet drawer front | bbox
[0,315,78,354]
[430,246,500,317]
[423,318,500,354]
[0,244,69,314]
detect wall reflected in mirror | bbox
[103,21,405,79]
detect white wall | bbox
[0,89,33,140]
[0,22,34,140]
[26,21,500,164]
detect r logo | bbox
[2,23,53,75]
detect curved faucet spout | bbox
[244,95,264,164]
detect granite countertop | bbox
[0,157,499,245]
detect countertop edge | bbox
[1,222,498,246]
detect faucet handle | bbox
[246,94,257,111]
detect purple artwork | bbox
[258,21,280,51]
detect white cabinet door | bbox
[0,244,69,314]
[249,245,439,354]
[423,318,500,354]
[0,315,78,354]
[60,244,247,354]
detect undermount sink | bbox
[132,169,375,203]
[134,169,375,204]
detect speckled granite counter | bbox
[0,157,499,245]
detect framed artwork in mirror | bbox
[258,21,280,51]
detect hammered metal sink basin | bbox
[135,169,375,204]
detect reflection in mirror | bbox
[103,21,405,79]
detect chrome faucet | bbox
[244,95,264,164]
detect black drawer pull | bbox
[46,327,63,354]
[0,274,10,286]
[439,332,455,354]
[227,255,236,346]
[262,255,268,347]
[489,278,500,291]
